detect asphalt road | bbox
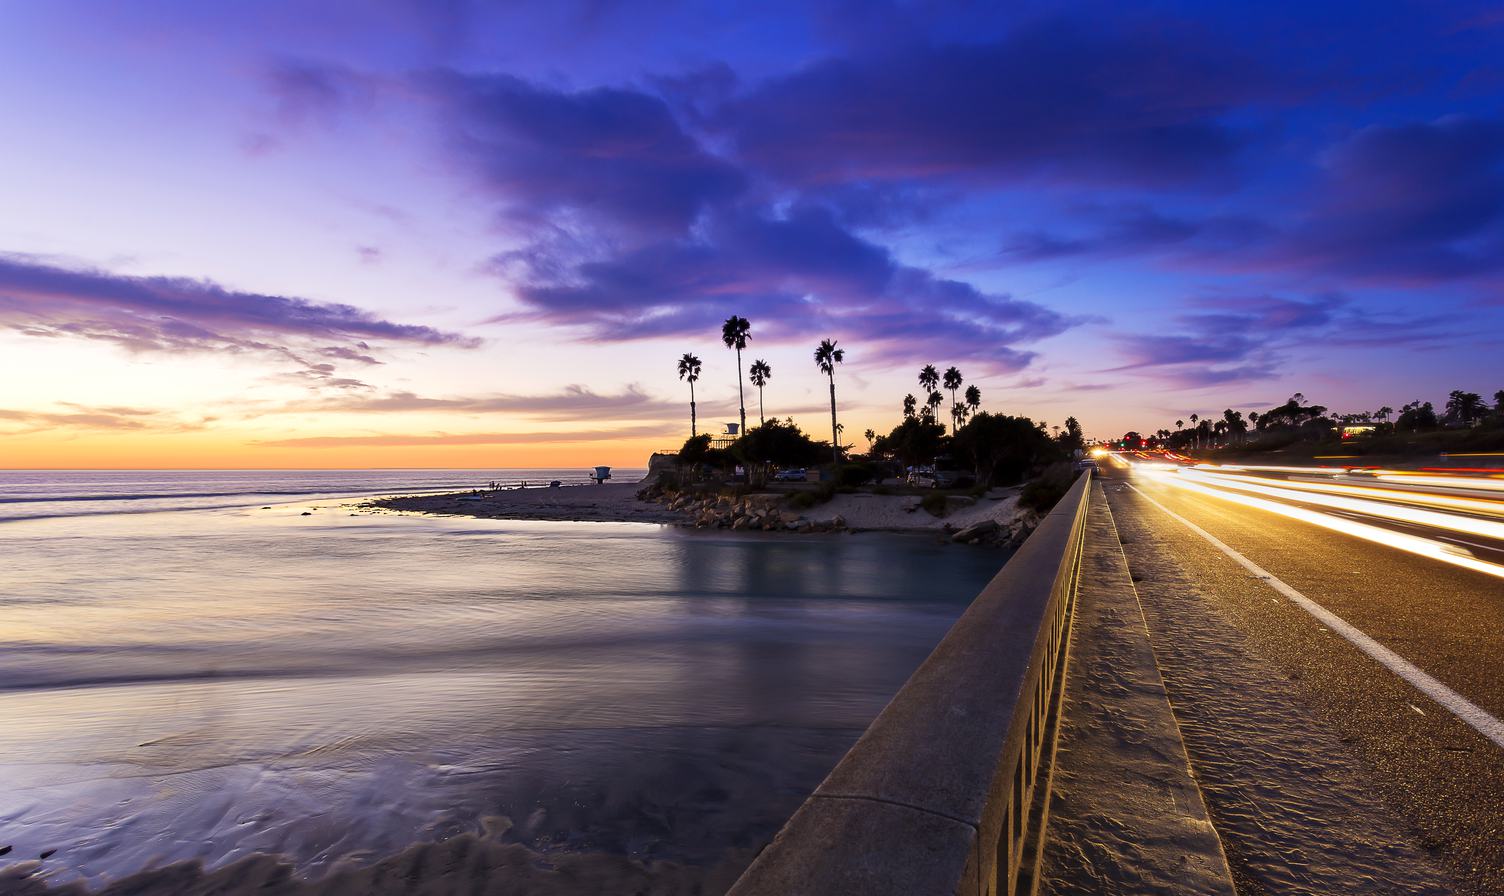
[1097,456,1504,895]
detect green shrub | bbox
[787,484,835,510]
[1019,462,1079,513]
[919,492,950,517]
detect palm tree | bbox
[677,353,702,437]
[1175,418,1184,432]
[926,390,944,424]
[942,366,963,434]
[1189,413,1199,449]
[965,384,981,416]
[748,359,772,425]
[721,316,751,435]
[864,428,876,452]
[1446,390,1485,425]
[815,339,845,467]
[952,402,970,430]
[918,365,940,422]
[1374,406,1393,424]
[902,393,917,419]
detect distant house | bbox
[1341,424,1376,440]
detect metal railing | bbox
[728,470,1092,896]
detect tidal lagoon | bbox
[0,470,1005,891]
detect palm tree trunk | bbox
[828,375,839,468]
[735,347,746,435]
[758,386,764,425]
[690,381,697,438]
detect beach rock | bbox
[952,519,1001,543]
[831,514,847,529]
[731,516,751,530]
[300,511,312,516]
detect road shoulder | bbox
[1039,482,1235,896]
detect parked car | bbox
[933,469,976,489]
[773,468,807,482]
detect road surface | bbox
[1097,455,1504,895]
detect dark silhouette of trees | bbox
[902,393,917,419]
[965,384,982,416]
[749,359,772,425]
[1061,416,1084,451]
[677,353,702,437]
[1446,390,1485,425]
[943,366,963,434]
[1398,400,1438,431]
[873,417,947,468]
[954,412,1060,486]
[721,316,751,435]
[815,338,845,467]
[918,365,940,422]
[926,389,944,422]
[735,418,826,474]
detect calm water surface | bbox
[0,471,1004,890]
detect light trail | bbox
[1121,459,1504,580]
[1375,474,1504,493]
[1177,470,1504,538]
[1195,470,1504,518]
[1128,483,1504,750]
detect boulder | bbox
[951,519,1001,543]
[831,514,847,529]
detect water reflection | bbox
[0,498,1001,889]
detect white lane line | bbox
[1127,481,1504,751]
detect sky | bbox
[2,0,1502,468]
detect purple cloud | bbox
[1003,207,1272,261]
[717,19,1279,189]
[259,423,676,448]
[498,204,1074,368]
[425,71,745,234]
[0,404,206,435]
[1109,293,1456,387]
[0,253,472,350]
[1266,116,1504,281]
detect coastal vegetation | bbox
[677,353,702,438]
[814,338,845,468]
[749,358,772,425]
[1127,389,1504,457]
[721,315,752,435]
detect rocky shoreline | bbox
[364,477,1036,547]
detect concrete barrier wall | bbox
[728,470,1092,896]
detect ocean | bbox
[0,470,1005,891]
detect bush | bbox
[837,463,879,488]
[920,492,950,517]
[1019,463,1079,513]
[787,483,835,510]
